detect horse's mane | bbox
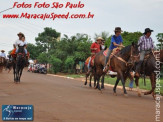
[119,45,131,55]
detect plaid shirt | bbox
[138,35,154,51]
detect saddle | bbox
[85,55,95,67]
[103,48,121,72]
[103,48,120,57]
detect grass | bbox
[67,74,163,95]
[66,74,85,78]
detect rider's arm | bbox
[13,44,16,48]
[90,43,97,51]
[113,42,124,48]
[151,38,155,51]
[13,40,17,48]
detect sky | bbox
[0,0,163,53]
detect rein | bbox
[111,46,138,66]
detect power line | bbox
[0,7,13,14]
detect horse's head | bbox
[131,42,139,56]
[130,42,140,63]
[17,46,25,61]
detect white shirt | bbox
[0,52,6,58]
[101,45,105,50]
[14,39,27,48]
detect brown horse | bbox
[0,57,6,72]
[84,64,96,87]
[134,49,163,98]
[94,43,139,96]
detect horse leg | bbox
[113,78,120,96]
[84,73,89,85]
[16,65,19,82]
[144,73,156,98]
[135,77,141,97]
[95,75,101,90]
[19,69,23,83]
[119,71,127,96]
[101,75,105,89]
[89,73,92,87]
[94,74,96,87]
[13,66,16,82]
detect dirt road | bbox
[0,70,162,122]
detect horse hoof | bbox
[89,85,92,87]
[113,93,117,96]
[101,86,105,89]
[124,94,128,97]
[84,82,87,85]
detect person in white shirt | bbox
[14,32,27,54]
[0,50,6,59]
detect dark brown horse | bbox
[94,43,139,96]
[13,46,26,83]
[134,49,163,98]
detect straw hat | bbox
[96,37,104,41]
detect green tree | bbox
[64,56,75,73]
[49,56,62,74]
[37,52,48,64]
[105,31,142,47]
[35,27,61,53]
[156,33,163,49]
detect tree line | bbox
[27,27,163,73]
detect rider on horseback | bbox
[103,27,125,72]
[86,37,103,75]
[10,32,28,65]
[135,28,155,77]
[0,50,6,59]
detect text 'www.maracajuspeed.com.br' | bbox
[2,12,94,20]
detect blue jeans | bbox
[104,49,112,66]
[16,48,27,54]
[87,57,92,70]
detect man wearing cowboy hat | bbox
[0,50,6,59]
[135,28,155,77]
[86,37,103,75]
[13,32,25,49]
[103,27,125,72]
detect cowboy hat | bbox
[1,50,5,52]
[143,28,154,34]
[96,37,104,41]
[114,27,123,32]
[17,32,24,37]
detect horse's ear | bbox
[132,42,135,47]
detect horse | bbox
[134,49,163,98]
[13,46,26,83]
[84,57,105,89]
[84,64,96,87]
[94,43,139,96]
[0,57,6,72]
[5,58,13,73]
